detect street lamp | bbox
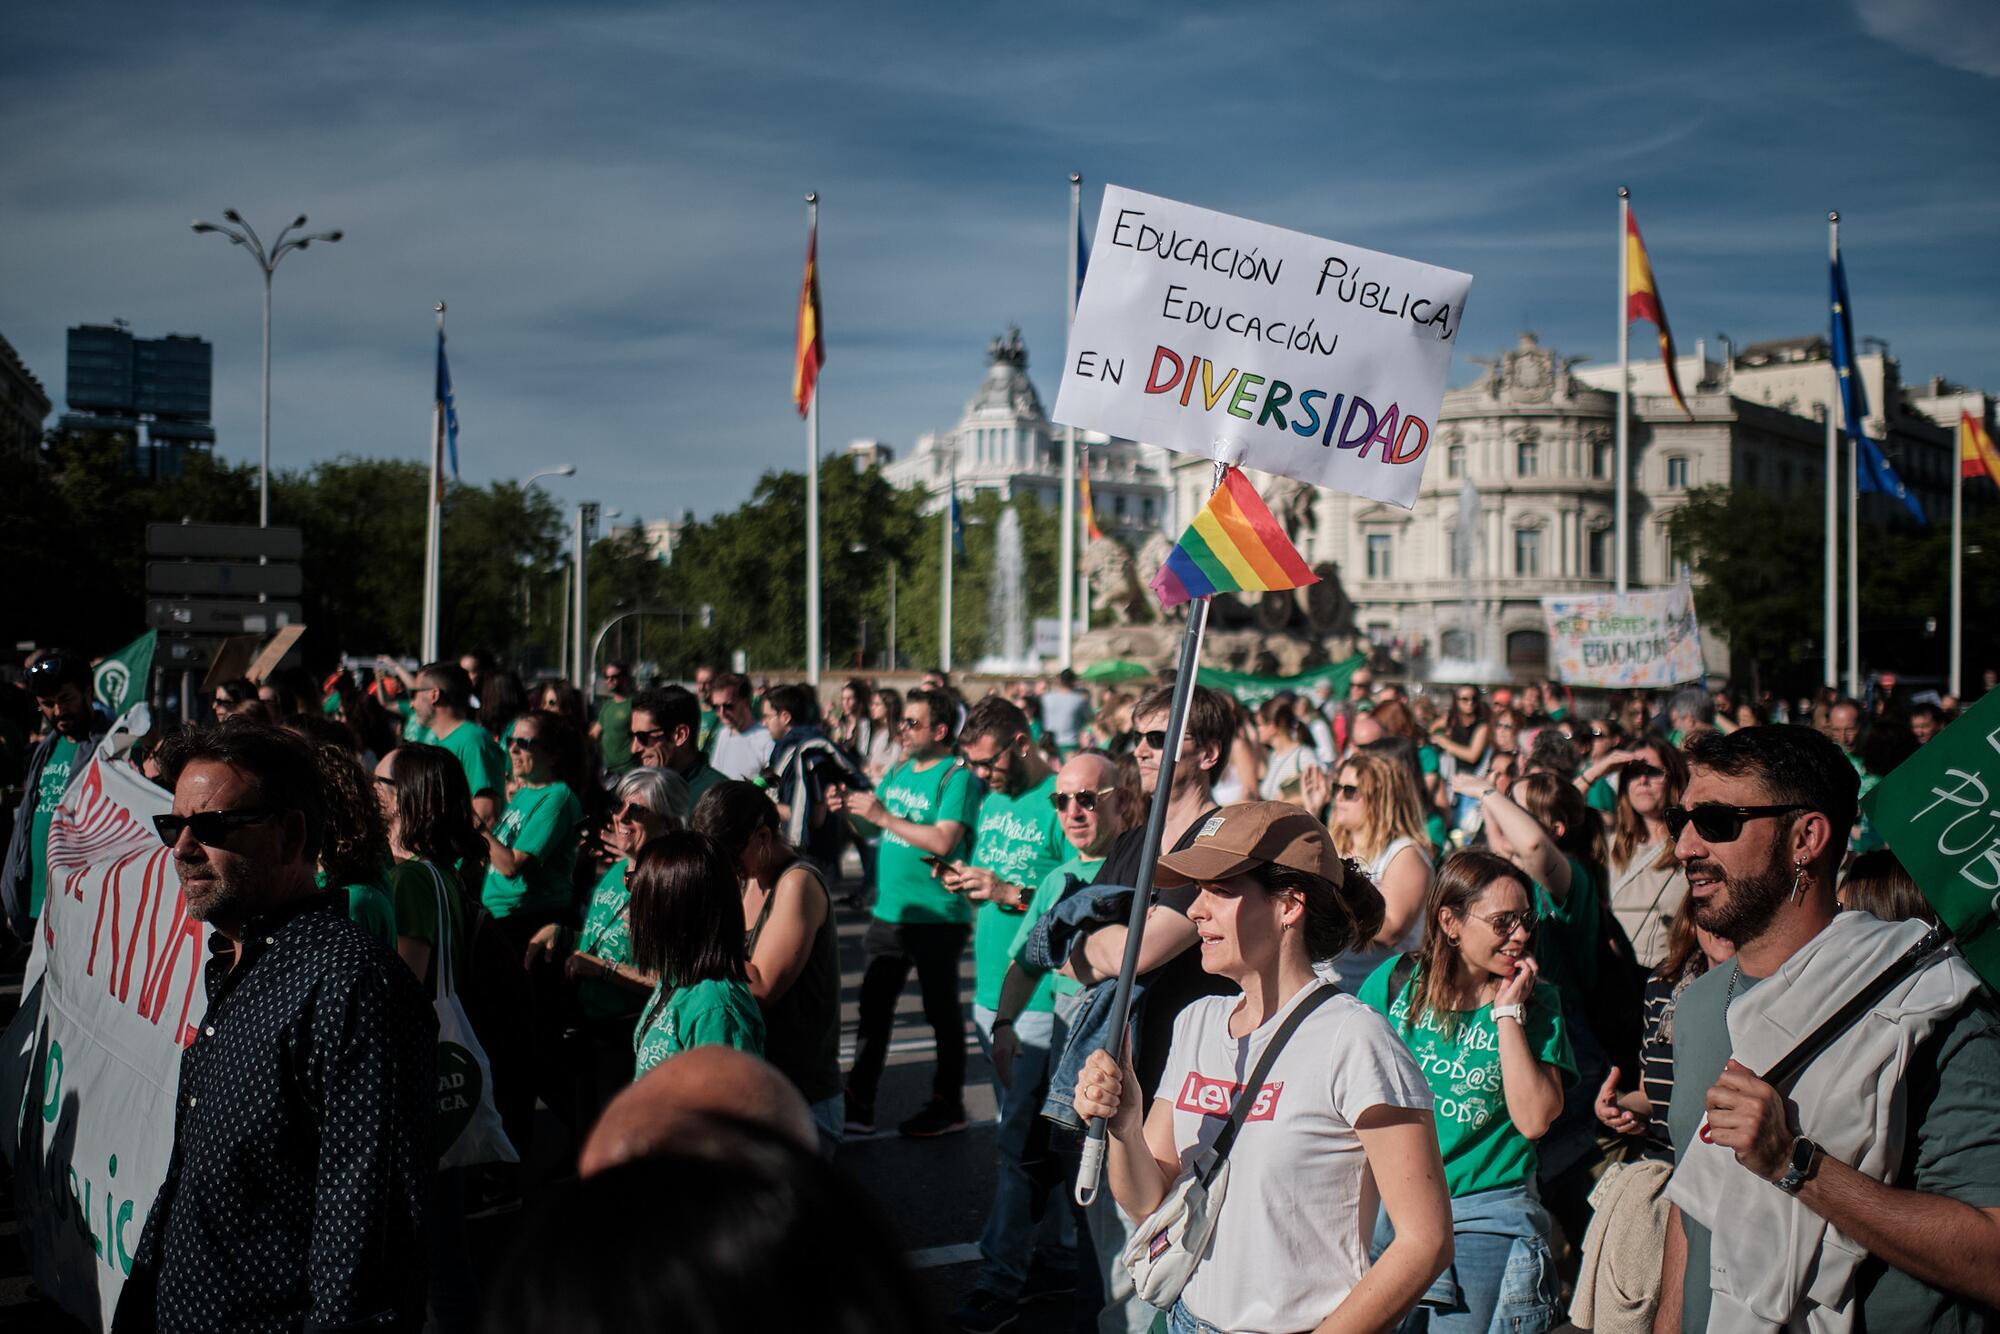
[191,210,343,527]
[523,464,576,490]
[849,542,897,671]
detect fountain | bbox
[1426,474,1510,685]
[975,506,1038,672]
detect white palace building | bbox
[861,326,1991,681]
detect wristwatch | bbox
[1773,1137,1822,1194]
[1491,1003,1526,1025]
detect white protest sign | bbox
[1053,185,1473,508]
[1,752,197,1330]
[1541,582,1705,688]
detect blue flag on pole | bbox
[950,490,967,561]
[1830,250,1924,524]
[435,329,461,482]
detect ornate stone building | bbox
[878,327,1171,534]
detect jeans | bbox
[973,1003,1075,1298]
[1061,989,1158,1334]
[1375,1183,1560,1334]
[1166,1302,1224,1334]
[808,1092,845,1159]
[848,919,971,1109]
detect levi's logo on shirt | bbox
[1176,1072,1283,1121]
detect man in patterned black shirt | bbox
[113,723,436,1334]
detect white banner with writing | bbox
[2,751,194,1331]
[1541,582,1705,688]
[1053,184,1473,507]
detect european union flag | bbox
[1831,251,1924,524]
[435,329,461,480]
[950,490,967,562]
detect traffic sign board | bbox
[146,561,303,597]
[159,637,222,670]
[147,599,304,635]
[147,522,303,561]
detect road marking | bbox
[838,1034,982,1060]
[906,1242,981,1269]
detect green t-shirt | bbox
[967,774,1069,1011]
[1007,854,1102,1005]
[597,697,635,774]
[576,859,642,1020]
[481,782,584,917]
[1418,743,1440,776]
[872,756,982,925]
[1585,776,1617,814]
[427,718,508,803]
[632,976,765,1079]
[1532,855,1600,1004]
[387,858,466,991]
[28,736,78,919]
[1670,966,2000,1334]
[1359,958,1575,1197]
[698,708,719,753]
[338,876,397,949]
[679,754,728,809]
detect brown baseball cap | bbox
[1154,801,1345,888]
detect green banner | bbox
[1197,653,1368,708]
[92,631,155,717]
[1861,687,2000,990]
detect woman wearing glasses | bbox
[1322,750,1436,992]
[1360,850,1574,1334]
[527,766,689,1117]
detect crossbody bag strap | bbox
[1200,983,1340,1181]
[425,861,456,1000]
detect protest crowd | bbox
[3,645,1998,1334]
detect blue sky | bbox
[5,0,1997,522]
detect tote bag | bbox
[421,862,517,1168]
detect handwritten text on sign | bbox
[1540,584,1704,689]
[1862,688,2000,988]
[1052,185,1473,508]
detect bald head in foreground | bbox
[579,1047,818,1177]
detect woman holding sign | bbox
[1072,802,1451,1334]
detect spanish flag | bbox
[793,224,824,417]
[1963,412,2000,486]
[1626,208,1692,418]
[1078,448,1104,541]
[1150,467,1317,609]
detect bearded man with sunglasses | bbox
[115,723,434,1334]
[1655,725,2000,1334]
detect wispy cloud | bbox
[2,1,1995,518]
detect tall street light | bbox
[524,464,576,490]
[520,466,574,662]
[192,209,343,527]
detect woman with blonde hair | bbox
[1323,749,1435,992]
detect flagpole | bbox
[1616,186,1630,594]
[1823,400,1838,691]
[1077,460,1225,1207]
[942,450,955,674]
[1951,420,1963,700]
[1059,172,1081,671]
[805,193,823,686]
[422,301,445,664]
[1833,212,1860,697]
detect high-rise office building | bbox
[60,323,215,478]
[0,331,51,459]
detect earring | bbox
[1789,862,1809,904]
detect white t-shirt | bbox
[709,722,775,782]
[1156,980,1433,1334]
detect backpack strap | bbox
[1389,950,1419,1004]
[1199,983,1341,1182]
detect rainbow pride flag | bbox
[1150,467,1318,608]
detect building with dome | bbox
[876,327,1172,535]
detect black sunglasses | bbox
[1622,761,1665,780]
[612,801,654,823]
[154,808,280,847]
[630,727,669,747]
[1134,729,1170,751]
[1051,788,1116,813]
[507,735,540,751]
[1470,909,1540,937]
[1333,782,1362,801]
[1664,803,1808,843]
